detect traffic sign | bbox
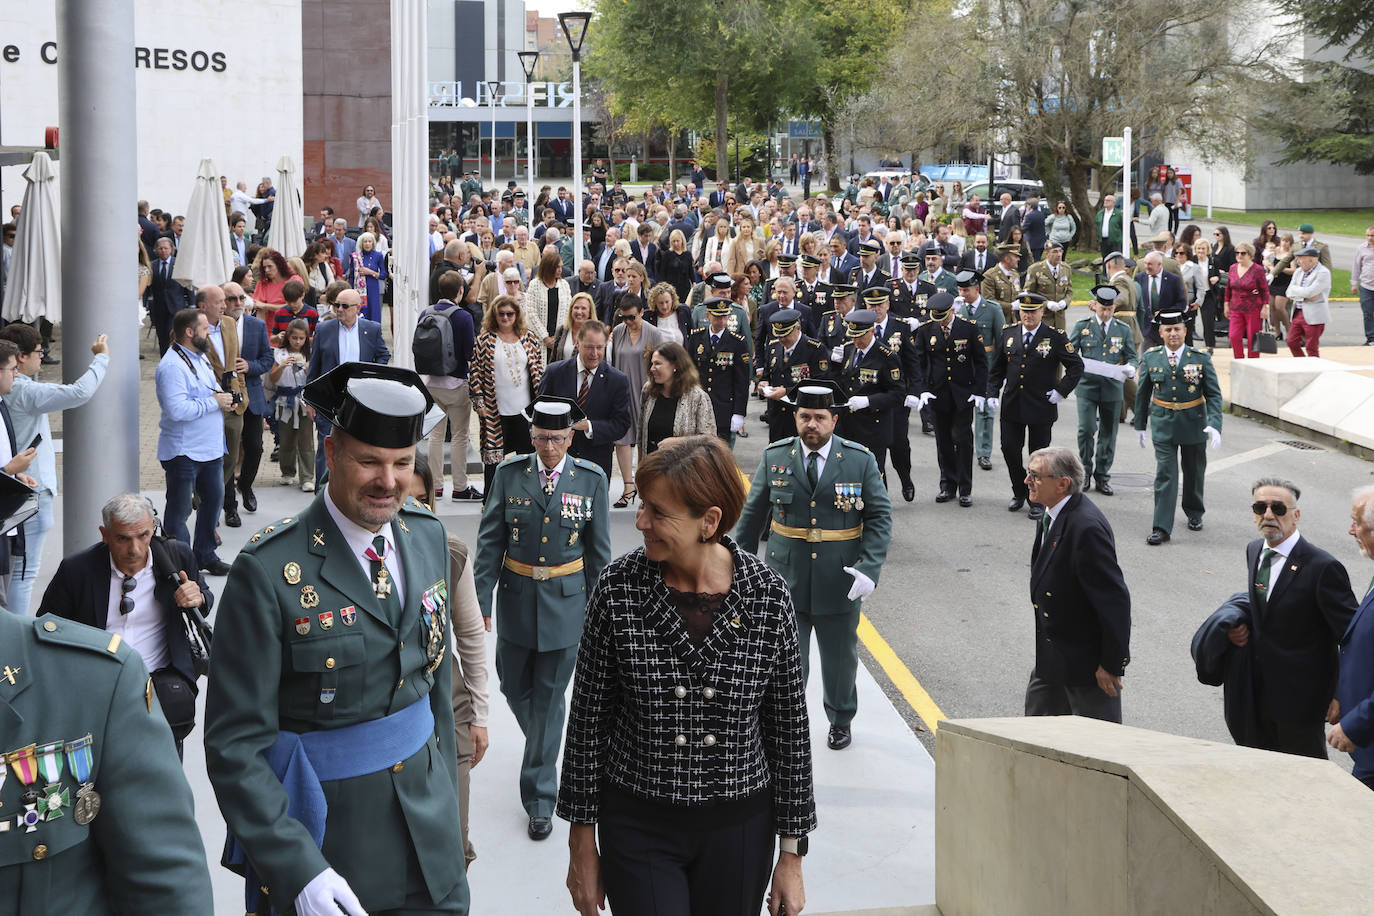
[1102,137,1124,167]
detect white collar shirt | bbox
[324,487,406,606]
[106,555,168,672]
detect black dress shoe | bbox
[1146,528,1171,545]
[901,481,915,503]
[826,724,852,750]
[240,487,258,512]
[1007,497,1025,512]
[270,445,280,462]
[224,508,242,528]
[452,486,484,501]
[922,423,935,435]
[978,457,992,471]
[1027,502,1045,520]
[1096,481,1114,496]
[959,495,973,508]
[1187,517,1204,531]
[528,816,553,840]
[40,354,59,365]
[202,558,232,576]
[935,490,954,503]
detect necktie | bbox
[577,370,591,408]
[364,535,401,618]
[1151,276,1159,309]
[806,451,819,486]
[1041,512,1051,536]
[1255,548,1276,615]
[543,468,559,494]
[711,334,720,348]
[1024,331,1033,349]
[1168,350,1177,369]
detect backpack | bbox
[413,303,460,376]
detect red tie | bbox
[577,370,591,407]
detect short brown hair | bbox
[282,279,307,303]
[635,435,745,543]
[323,279,350,304]
[647,342,698,398]
[577,318,608,342]
[0,323,41,354]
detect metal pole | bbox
[526,81,535,226]
[489,89,498,193]
[571,57,583,264]
[1122,126,1132,226]
[1207,165,1214,219]
[58,0,139,548]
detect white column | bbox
[390,0,429,367]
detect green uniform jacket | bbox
[1132,346,1223,443]
[735,435,892,616]
[981,265,1021,324]
[1024,260,1074,332]
[918,269,959,297]
[205,497,464,912]
[1071,316,1137,401]
[958,296,1005,359]
[474,454,611,652]
[0,613,212,914]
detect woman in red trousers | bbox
[1224,242,1270,358]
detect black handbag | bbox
[1251,316,1278,354]
[148,533,214,679]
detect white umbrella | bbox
[268,155,306,260]
[2,152,61,324]
[172,157,235,290]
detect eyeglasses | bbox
[119,575,136,615]
[225,295,245,302]
[1026,470,1065,482]
[532,435,568,445]
[1251,500,1291,516]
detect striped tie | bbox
[577,370,591,408]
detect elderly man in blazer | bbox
[1284,245,1333,357]
[1135,251,1188,344]
[536,319,632,481]
[1023,446,1131,722]
[1330,486,1374,788]
[146,236,192,354]
[306,289,391,484]
[1227,477,1356,757]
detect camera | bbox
[221,371,244,407]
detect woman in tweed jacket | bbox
[469,295,545,494]
[558,436,815,916]
[637,342,715,455]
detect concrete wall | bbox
[936,717,1374,915]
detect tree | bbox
[846,0,1285,249]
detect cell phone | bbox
[27,434,41,450]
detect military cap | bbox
[799,253,822,269]
[708,272,734,290]
[1046,240,1064,251]
[996,241,1021,255]
[1101,251,1136,268]
[830,283,857,298]
[703,296,735,316]
[513,189,526,198]
[844,309,878,336]
[954,269,983,287]
[1150,231,1172,245]
[918,242,944,258]
[1014,292,1047,309]
[1091,284,1120,306]
[862,287,891,306]
[523,396,585,429]
[770,308,803,336]
[303,362,443,449]
[783,379,848,410]
[1296,245,1321,258]
[1299,223,1315,233]
[1156,310,1187,325]
[926,292,957,319]
[777,252,798,267]
[858,239,882,255]
[501,190,514,201]
[899,252,923,270]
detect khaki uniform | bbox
[982,264,1022,324]
[1024,260,1074,332]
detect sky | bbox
[524,0,591,14]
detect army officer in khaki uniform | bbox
[206,362,470,915]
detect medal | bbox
[65,735,100,825]
[318,610,334,630]
[300,585,321,609]
[283,562,302,585]
[374,568,393,601]
[37,783,69,820]
[35,741,63,784]
[295,617,310,635]
[319,688,336,705]
[7,744,38,803]
[17,803,39,833]
[340,605,357,626]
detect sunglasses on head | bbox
[1252,500,1290,516]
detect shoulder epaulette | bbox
[570,456,608,479]
[33,615,131,661]
[246,515,299,547]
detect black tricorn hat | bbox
[522,396,585,429]
[303,362,442,449]
[783,379,848,410]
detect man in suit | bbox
[311,206,335,240]
[828,234,859,284]
[847,216,880,257]
[708,181,729,209]
[1134,311,1223,544]
[688,299,753,443]
[1285,245,1333,357]
[306,289,392,485]
[40,492,214,756]
[328,218,356,270]
[996,192,1022,244]
[988,293,1084,519]
[537,320,632,480]
[1135,251,1188,344]
[474,398,610,839]
[850,239,889,297]
[754,276,812,358]
[1024,241,1074,332]
[1071,285,1137,495]
[1221,478,1357,758]
[550,187,574,224]
[1023,446,1131,722]
[736,380,892,750]
[760,253,800,305]
[1021,193,1047,260]
[229,212,251,267]
[145,237,192,355]
[224,281,273,519]
[197,285,250,529]
[1329,486,1374,787]
[959,232,995,274]
[1097,194,1124,258]
[206,363,471,915]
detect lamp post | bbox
[559,10,591,264]
[486,79,500,193]
[518,50,540,228]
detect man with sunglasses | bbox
[1225,478,1357,758]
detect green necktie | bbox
[806,450,819,487]
[1041,512,1051,537]
[1255,548,1276,615]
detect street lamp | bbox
[517,50,540,228]
[559,10,592,263]
[486,79,500,193]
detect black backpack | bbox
[413,303,461,375]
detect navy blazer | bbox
[1337,585,1374,776]
[38,540,214,686]
[306,317,391,382]
[537,357,631,475]
[145,258,192,317]
[1135,270,1188,330]
[239,313,274,416]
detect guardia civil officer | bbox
[736,381,892,750]
[835,308,904,478]
[954,270,1004,472]
[757,308,832,442]
[911,292,988,506]
[862,287,921,502]
[917,244,959,298]
[206,362,471,915]
[988,292,1084,520]
[474,397,611,838]
[1071,285,1138,494]
[1133,311,1223,545]
[687,298,752,443]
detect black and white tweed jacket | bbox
[556,536,817,837]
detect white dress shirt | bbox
[1258,529,1301,592]
[324,488,406,605]
[106,556,169,672]
[802,436,834,480]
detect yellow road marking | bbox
[857,613,947,732]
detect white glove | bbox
[969,394,986,411]
[986,397,1000,411]
[918,392,936,409]
[905,316,920,330]
[760,385,779,398]
[1204,425,1222,450]
[1121,364,1137,379]
[1047,390,1065,405]
[903,394,920,409]
[848,395,870,410]
[729,414,745,433]
[843,566,876,601]
[1138,430,1149,448]
[831,346,845,361]
[296,868,368,916]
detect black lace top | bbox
[664,585,727,645]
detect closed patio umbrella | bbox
[2,152,61,324]
[172,157,235,290]
[268,155,306,261]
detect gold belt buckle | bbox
[806,528,823,543]
[532,565,551,581]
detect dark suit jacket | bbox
[1337,585,1374,775]
[1136,270,1187,331]
[708,191,728,209]
[1030,493,1131,686]
[145,258,192,320]
[551,197,575,223]
[537,358,632,475]
[38,540,213,685]
[239,314,274,416]
[959,248,995,274]
[1246,535,1357,723]
[306,318,391,382]
[629,240,658,283]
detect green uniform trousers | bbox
[796,607,861,727]
[1152,438,1206,533]
[1077,394,1121,485]
[974,403,995,459]
[495,638,578,818]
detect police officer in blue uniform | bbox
[757,308,832,442]
[835,308,904,479]
[911,292,989,506]
[687,298,753,443]
[816,284,857,351]
[863,287,921,502]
